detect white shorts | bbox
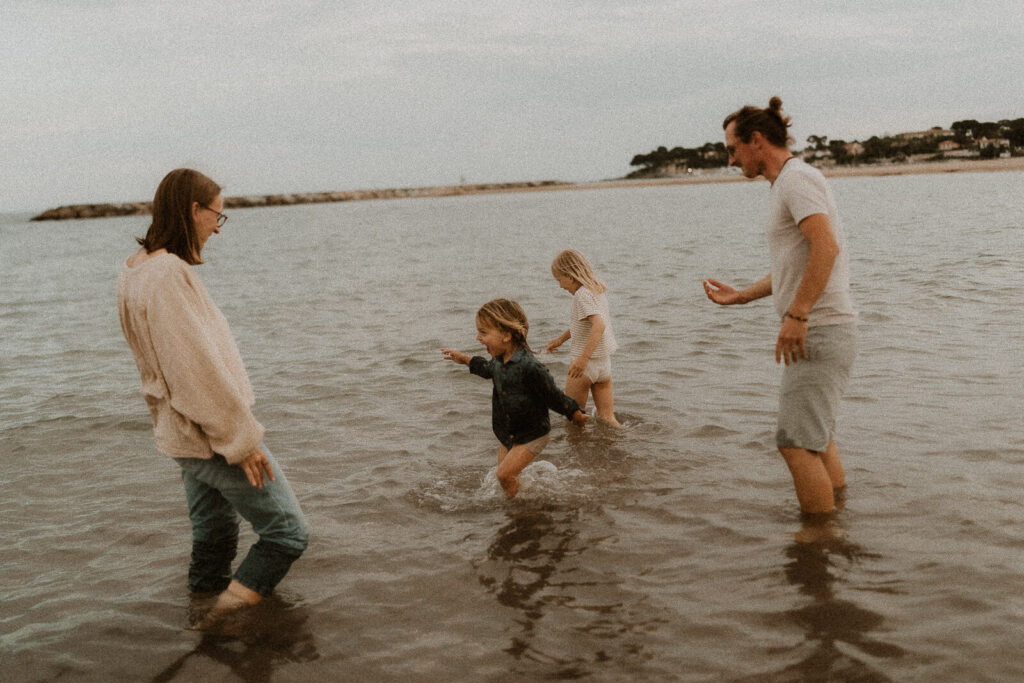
[576,356,612,384]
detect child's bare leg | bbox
[590,379,621,427]
[564,374,591,413]
[496,444,538,498]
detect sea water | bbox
[2,171,1023,681]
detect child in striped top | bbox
[546,249,622,428]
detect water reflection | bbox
[481,507,586,674]
[738,518,905,682]
[150,595,318,683]
[475,506,666,679]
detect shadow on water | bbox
[736,517,906,683]
[474,505,668,680]
[150,595,318,683]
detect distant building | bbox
[943,148,979,158]
[977,137,1011,149]
[802,149,832,162]
[653,160,687,177]
[845,141,865,156]
[898,128,953,140]
[938,140,960,152]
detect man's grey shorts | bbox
[776,323,856,453]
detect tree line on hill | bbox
[627,117,1024,178]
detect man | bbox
[703,97,857,515]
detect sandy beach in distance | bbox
[817,155,1024,178]
[578,156,1024,191]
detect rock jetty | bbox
[30,180,571,221]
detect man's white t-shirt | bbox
[767,158,856,327]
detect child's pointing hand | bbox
[441,348,470,365]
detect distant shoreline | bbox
[597,156,1024,188]
[30,157,1024,221]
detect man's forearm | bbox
[740,274,773,303]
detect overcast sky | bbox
[2,1,1021,212]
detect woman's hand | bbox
[239,447,275,489]
[441,348,470,365]
[571,410,590,426]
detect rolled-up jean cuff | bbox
[188,537,239,594]
[234,539,305,597]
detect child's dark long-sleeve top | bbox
[468,348,581,448]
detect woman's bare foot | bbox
[191,580,262,631]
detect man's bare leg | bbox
[779,447,835,514]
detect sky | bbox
[2,1,1022,213]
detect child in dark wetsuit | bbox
[442,298,588,498]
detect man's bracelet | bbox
[784,312,809,323]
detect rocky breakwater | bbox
[31,202,153,221]
[31,180,571,221]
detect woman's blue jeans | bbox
[174,445,308,597]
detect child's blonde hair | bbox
[552,249,607,294]
[477,298,531,352]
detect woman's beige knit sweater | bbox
[117,252,264,464]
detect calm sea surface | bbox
[2,171,1023,681]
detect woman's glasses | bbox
[201,205,228,227]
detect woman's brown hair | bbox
[722,96,793,148]
[136,168,221,265]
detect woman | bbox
[117,168,308,628]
